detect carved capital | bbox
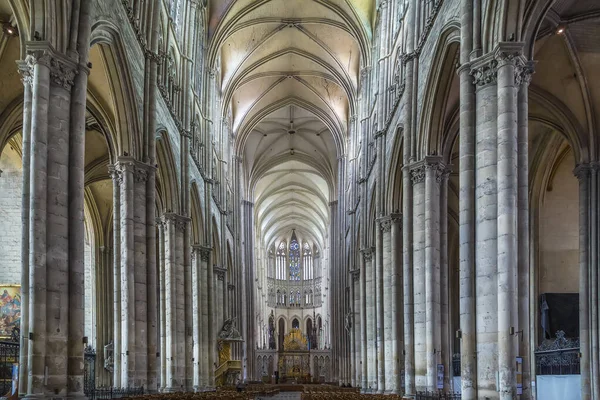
[162,213,190,232]
[518,60,535,87]
[214,266,227,281]
[350,269,360,283]
[199,245,212,261]
[424,156,446,184]
[134,166,149,183]
[390,212,402,225]
[25,42,78,90]
[494,42,525,67]
[17,60,33,87]
[574,163,593,181]
[470,54,498,87]
[379,216,392,232]
[410,163,425,185]
[360,248,373,262]
[108,165,123,186]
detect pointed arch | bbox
[418,23,461,159]
[190,181,205,244]
[90,21,142,159]
[211,215,221,266]
[156,131,181,214]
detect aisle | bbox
[257,393,301,400]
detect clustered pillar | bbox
[110,158,157,389]
[455,42,533,399]
[18,5,92,394]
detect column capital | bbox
[193,244,212,261]
[360,247,374,262]
[378,216,392,232]
[470,52,498,87]
[16,60,33,87]
[494,42,525,67]
[162,213,191,232]
[574,163,600,181]
[24,41,80,90]
[389,212,402,225]
[350,269,360,283]
[424,155,447,184]
[214,265,227,280]
[409,162,425,185]
[518,60,535,87]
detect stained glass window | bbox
[277,242,286,280]
[289,236,300,281]
[303,242,312,280]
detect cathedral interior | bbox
[0,0,599,399]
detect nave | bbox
[0,0,599,399]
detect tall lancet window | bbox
[277,241,286,280]
[289,232,300,281]
[303,242,313,280]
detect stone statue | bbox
[218,317,243,340]
[268,311,276,349]
[344,310,352,334]
[104,340,114,373]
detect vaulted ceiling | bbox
[209,0,374,249]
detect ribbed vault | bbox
[210,0,372,250]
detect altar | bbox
[256,328,331,383]
[278,328,310,382]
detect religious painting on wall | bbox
[0,285,21,338]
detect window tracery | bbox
[277,241,286,280]
[289,237,300,281]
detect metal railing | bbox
[0,337,19,395]
[416,391,461,400]
[535,330,580,376]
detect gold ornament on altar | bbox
[283,328,308,351]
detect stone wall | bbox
[540,150,579,293]
[0,144,22,285]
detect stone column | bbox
[375,215,385,393]
[591,165,600,400]
[112,158,154,388]
[360,249,369,390]
[458,50,476,400]
[439,168,451,391]
[381,217,393,393]
[199,246,213,388]
[350,269,360,387]
[410,162,426,392]
[364,247,377,391]
[157,220,167,390]
[471,53,499,399]
[17,60,32,396]
[162,213,189,391]
[20,37,89,398]
[495,43,524,400]
[110,167,123,388]
[518,62,533,399]
[424,157,444,390]
[575,164,592,400]
[403,165,415,399]
[351,269,361,387]
[390,213,403,393]
[191,246,202,390]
